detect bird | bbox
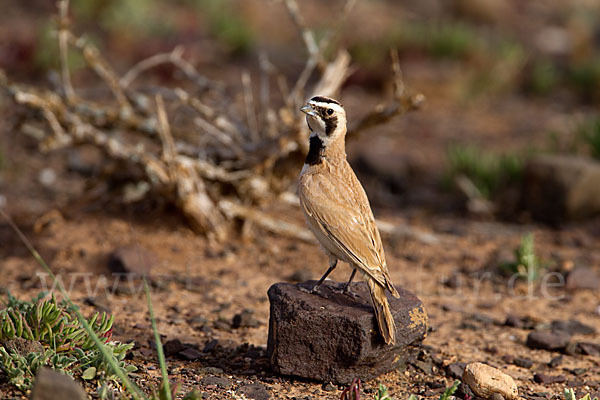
[297,95,400,345]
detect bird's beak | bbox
[300,104,318,117]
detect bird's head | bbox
[300,96,346,144]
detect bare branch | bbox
[241,70,259,142]
[57,0,76,104]
[219,199,316,243]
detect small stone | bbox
[413,360,433,374]
[456,379,477,400]
[489,393,505,400]
[178,347,203,361]
[513,357,533,369]
[577,342,600,356]
[548,355,563,368]
[237,383,270,400]
[30,367,87,400]
[203,339,219,353]
[526,331,571,351]
[446,362,467,379]
[0,338,43,356]
[163,339,186,356]
[566,267,600,291]
[462,362,519,400]
[551,320,596,335]
[522,155,600,223]
[232,309,260,329]
[108,244,157,276]
[200,375,232,389]
[321,383,336,392]
[267,281,428,384]
[534,373,566,384]
[505,314,536,329]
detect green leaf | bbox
[82,366,97,380]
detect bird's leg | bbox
[342,269,357,294]
[311,259,337,293]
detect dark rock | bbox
[551,320,596,335]
[203,339,219,353]
[30,367,87,400]
[534,373,566,384]
[501,355,514,364]
[456,380,476,400]
[577,342,600,356]
[267,281,428,384]
[232,309,260,329]
[163,339,186,357]
[513,357,533,369]
[0,337,43,356]
[521,155,600,223]
[548,355,562,368]
[200,375,232,389]
[237,383,270,400]
[321,383,336,392]
[489,393,505,400]
[526,331,571,351]
[412,360,433,374]
[108,244,157,276]
[505,314,537,330]
[566,267,600,291]
[178,347,203,361]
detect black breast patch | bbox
[305,135,324,165]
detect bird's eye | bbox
[327,108,334,115]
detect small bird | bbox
[298,95,400,345]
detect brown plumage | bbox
[298,96,400,345]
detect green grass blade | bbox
[143,278,172,400]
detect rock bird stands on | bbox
[298,96,400,345]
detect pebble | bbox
[489,393,505,400]
[577,342,600,356]
[526,331,571,351]
[178,347,203,361]
[551,320,596,335]
[232,309,260,329]
[321,383,336,392]
[30,367,87,400]
[548,355,563,368]
[462,362,519,400]
[237,383,270,400]
[534,373,566,384]
[446,362,467,379]
[513,357,533,369]
[163,339,186,356]
[200,375,232,389]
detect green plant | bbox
[428,22,479,59]
[568,58,600,102]
[565,388,599,400]
[446,145,524,199]
[190,0,255,55]
[439,380,460,400]
[0,292,136,392]
[577,116,600,159]
[374,383,393,400]
[0,209,206,399]
[527,59,559,96]
[500,233,545,282]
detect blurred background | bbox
[1,0,600,225]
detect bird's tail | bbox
[366,277,396,345]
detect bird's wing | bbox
[299,171,387,287]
